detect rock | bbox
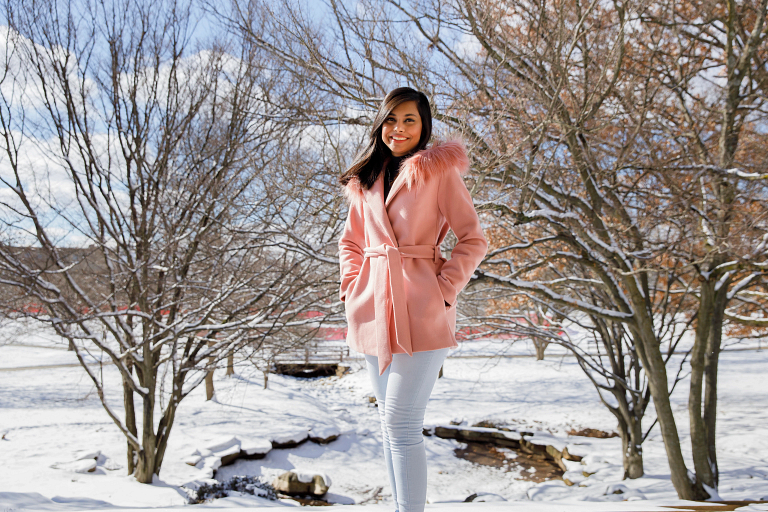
[567,427,618,439]
[605,483,629,495]
[433,425,522,449]
[73,459,97,473]
[464,492,506,502]
[272,471,331,496]
[563,470,586,486]
[519,436,549,459]
[73,450,101,461]
[205,436,239,453]
[562,445,585,462]
[214,444,242,467]
[239,437,272,459]
[51,450,102,473]
[52,459,97,473]
[308,474,331,495]
[546,444,567,471]
[271,429,310,449]
[309,425,340,444]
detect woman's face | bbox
[381,101,422,157]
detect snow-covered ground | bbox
[1,323,767,511]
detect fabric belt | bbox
[363,244,441,374]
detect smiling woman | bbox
[337,88,487,512]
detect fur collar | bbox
[343,140,469,204]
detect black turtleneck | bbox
[384,155,404,200]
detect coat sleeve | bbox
[436,168,488,307]
[338,198,366,302]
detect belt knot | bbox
[363,243,440,374]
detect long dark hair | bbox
[340,87,432,189]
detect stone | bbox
[433,425,522,448]
[563,470,586,486]
[205,436,239,453]
[562,445,585,462]
[309,425,340,444]
[605,483,629,495]
[464,492,506,502]
[52,459,97,473]
[309,474,331,496]
[215,444,242,467]
[239,437,272,459]
[272,471,331,496]
[185,454,202,467]
[271,429,310,449]
[73,450,101,461]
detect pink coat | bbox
[339,141,488,374]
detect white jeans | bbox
[365,348,448,512]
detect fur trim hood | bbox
[343,140,469,204]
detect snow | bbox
[1,323,767,511]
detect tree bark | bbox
[226,352,234,376]
[704,286,728,486]
[205,370,215,401]
[205,341,216,400]
[135,358,158,484]
[690,281,716,490]
[616,413,644,479]
[633,319,708,500]
[123,363,138,475]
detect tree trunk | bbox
[438,365,443,378]
[263,370,269,389]
[703,286,728,486]
[205,370,215,400]
[226,352,234,376]
[616,413,644,479]
[533,339,548,360]
[689,281,716,491]
[205,341,215,400]
[152,379,183,478]
[134,360,157,484]
[123,363,138,475]
[633,321,708,500]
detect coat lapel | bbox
[385,169,407,207]
[363,172,398,246]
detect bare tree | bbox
[0,0,336,482]
[637,0,768,490]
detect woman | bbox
[338,87,487,512]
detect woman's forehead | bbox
[390,101,420,117]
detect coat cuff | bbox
[437,275,458,307]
